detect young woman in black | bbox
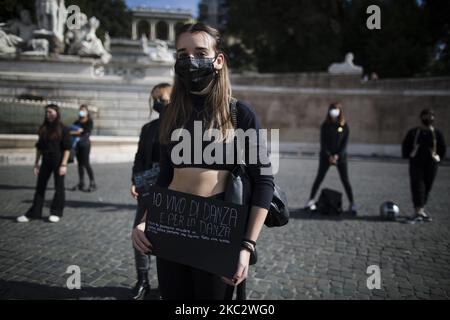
[129,82,172,300]
[305,103,357,215]
[70,104,96,192]
[402,109,446,223]
[17,104,71,223]
[131,23,274,300]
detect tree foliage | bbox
[224,0,450,77]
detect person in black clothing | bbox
[131,23,274,300]
[70,104,96,192]
[402,109,446,223]
[17,104,71,223]
[129,82,172,300]
[305,102,357,215]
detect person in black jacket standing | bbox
[71,104,96,192]
[402,109,446,223]
[17,104,71,223]
[129,82,172,299]
[305,102,357,215]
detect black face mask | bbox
[174,56,217,92]
[152,100,168,113]
[421,115,434,126]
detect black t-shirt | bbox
[320,122,349,158]
[35,125,72,155]
[156,95,275,210]
[402,127,446,165]
[73,118,93,145]
[131,119,160,182]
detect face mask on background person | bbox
[152,99,168,113]
[79,110,87,118]
[174,56,218,93]
[329,108,340,118]
[421,114,434,127]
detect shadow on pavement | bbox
[21,200,136,212]
[288,208,410,223]
[0,184,42,191]
[0,280,160,300]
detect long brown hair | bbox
[38,104,64,141]
[325,102,346,126]
[159,22,233,144]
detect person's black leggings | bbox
[133,206,151,278]
[409,161,438,208]
[310,154,354,203]
[76,142,95,186]
[156,192,234,300]
[26,154,65,218]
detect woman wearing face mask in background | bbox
[305,103,357,215]
[17,104,71,223]
[131,23,274,300]
[70,104,96,192]
[402,109,446,223]
[129,82,172,300]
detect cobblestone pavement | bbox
[1,157,449,300]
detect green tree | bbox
[342,0,431,78]
[226,0,347,73]
[423,0,450,76]
[225,0,449,77]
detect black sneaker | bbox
[70,183,85,191]
[407,214,424,224]
[87,182,97,192]
[421,213,432,222]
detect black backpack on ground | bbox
[316,188,343,215]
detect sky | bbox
[125,0,200,18]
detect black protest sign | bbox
[141,186,249,279]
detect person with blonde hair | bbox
[131,23,274,300]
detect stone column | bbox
[169,21,175,42]
[150,20,156,41]
[132,19,137,40]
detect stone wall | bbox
[231,74,450,156]
[0,67,449,157]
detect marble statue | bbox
[21,39,50,56]
[35,0,67,41]
[0,24,23,55]
[8,10,37,44]
[66,15,111,63]
[145,39,175,63]
[65,13,89,55]
[328,52,363,75]
[104,31,111,52]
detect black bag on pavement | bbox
[316,188,343,215]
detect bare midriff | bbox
[168,167,230,197]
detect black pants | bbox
[156,192,233,300]
[26,154,65,218]
[133,206,151,278]
[310,154,354,203]
[76,142,94,186]
[409,161,438,208]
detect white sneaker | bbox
[16,215,30,223]
[48,215,60,223]
[305,200,317,211]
